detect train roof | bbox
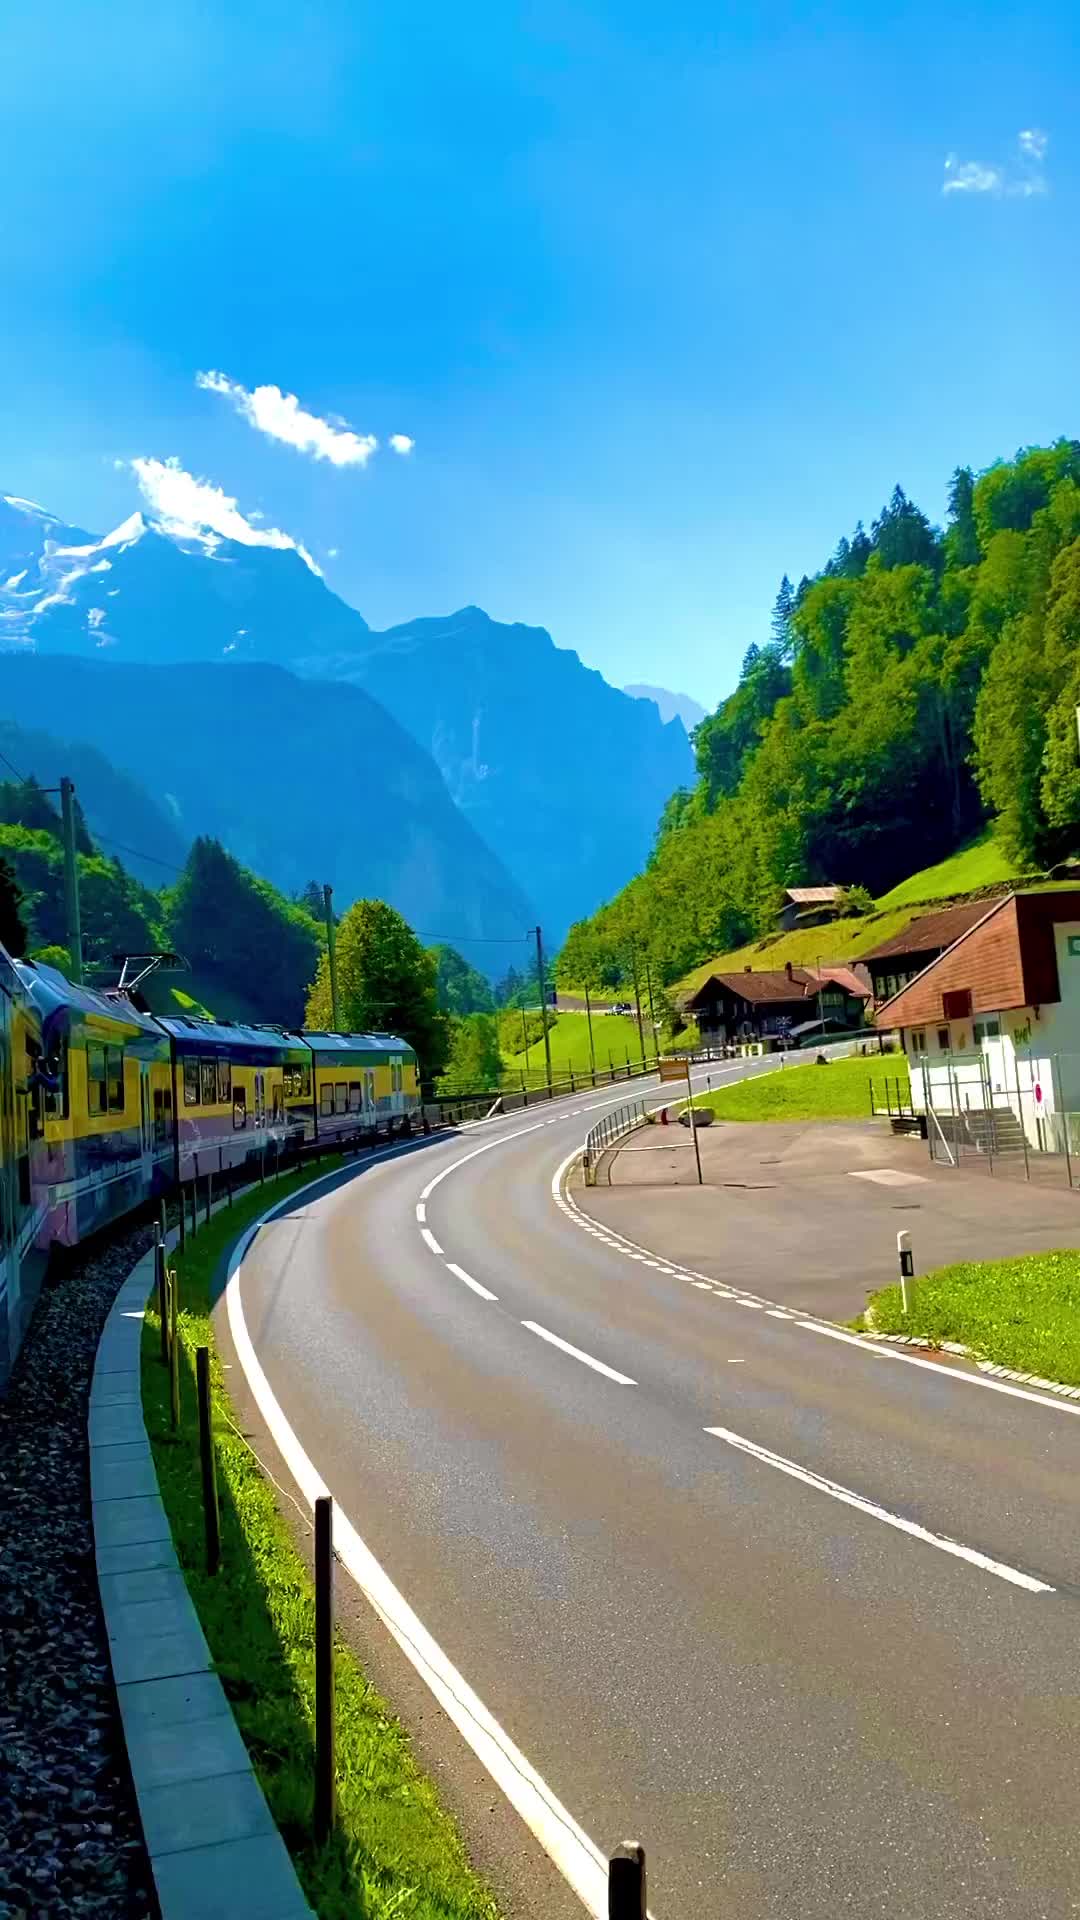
[15,959,163,1035]
[155,1013,294,1053]
[285,1029,417,1059]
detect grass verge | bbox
[692,1053,910,1124]
[502,1009,652,1081]
[141,1164,500,1920]
[857,1249,1080,1386]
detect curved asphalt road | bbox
[230,1065,1080,1919]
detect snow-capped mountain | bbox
[0,488,694,942]
[0,493,366,663]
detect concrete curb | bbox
[90,1233,314,1920]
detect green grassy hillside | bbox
[140,972,261,1026]
[875,830,1030,909]
[695,1053,910,1123]
[503,1010,652,1082]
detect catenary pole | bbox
[323,884,341,1031]
[535,926,553,1093]
[60,777,84,984]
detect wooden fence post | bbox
[196,1347,220,1575]
[155,1228,169,1368]
[609,1841,646,1917]
[314,1495,336,1845]
[168,1268,180,1430]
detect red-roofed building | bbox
[681,960,870,1047]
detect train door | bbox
[364,1069,376,1121]
[139,1062,153,1188]
[254,1071,265,1132]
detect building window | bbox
[910,1031,927,1054]
[320,1083,333,1117]
[200,1058,217,1106]
[183,1057,199,1106]
[217,1059,232,1103]
[974,1018,1001,1044]
[937,1028,949,1051]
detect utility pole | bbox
[584,984,596,1081]
[59,777,83,984]
[534,925,553,1093]
[323,884,341,1031]
[644,955,656,1058]
[630,946,646,1067]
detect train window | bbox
[200,1059,217,1105]
[87,1042,107,1116]
[320,1083,333,1116]
[233,1085,247,1130]
[153,1087,172,1146]
[43,1041,69,1120]
[217,1059,232,1103]
[348,1080,362,1112]
[107,1047,125,1113]
[272,1084,283,1123]
[183,1057,199,1105]
[334,1081,348,1115]
[301,1064,311,1098]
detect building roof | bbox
[874,890,1080,1029]
[859,901,996,967]
[686,967,816,1008]
[803,964,873,1000]
[784,886,841,905]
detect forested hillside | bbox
[561,440,1080,988]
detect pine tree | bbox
[770,576,796,654]
[0,856,27,957]
[945,466,981,568]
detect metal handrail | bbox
[582,1098,646,1186]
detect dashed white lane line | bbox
[767,1309,794,1320]
[522,1321,637,1386]
[415,1202,426,1223]
[447,1262,499,1302]
[735,1299,764,1309]
[704,1424,1054,1595]
[420,1226,444,1257]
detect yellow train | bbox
[0,949,419,1386]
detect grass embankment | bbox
[503,1010,654,1082]
[141,1167,499,1920]
[875,830,1023,909]
[674,908,916,997]
[693,1053,910,1124]
[858,1250,1080,1387]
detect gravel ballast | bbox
[0,1226,158,1919]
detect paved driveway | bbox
[582,1119,1080,1320]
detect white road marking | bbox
[446,1262,498,1302]
[224,1195,614,1918]
[849,1168,928,1186]
[692,1281,712,1290]
[735,1298,764,1309]
[415,1202,426,1223]
[727,1358,745,1365]
[800,1321,1080,1417]
[703,1424,1054,1594]
[522,1320,636,1386]
[767,1309,793,1319]
[420,1226,444,1257]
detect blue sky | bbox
[0,0,1073,708]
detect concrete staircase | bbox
[959,1106,1027,1156]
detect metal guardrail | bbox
[582,1098,647,1186]
[427,1055,661,1129]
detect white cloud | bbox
[943,128,1049,199]
[196,369,378,467]
[326,547,339,559]
[943,154,1003,195]
[389,433,415,455]
[130,457,320,573]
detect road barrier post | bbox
[685,1063,703,1186]
[314,1494,336,1846]
[609,1841,646,1917]
[196,1346,220,1574]
[897,1230,914,1313]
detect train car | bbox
[155,1014,290,1185]
[15,958,173,1249]
[0,943,49,1385]
[284,1030,419,1145]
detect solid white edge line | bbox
[420,1225,444,1257]
[799,1321,1080,1418]
[521,1320,637,1386]
[703,1424,1053,1594]
[224,1178,613,1919]
[446,1261,498,1302]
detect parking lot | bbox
[578,1117,1080,1320]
